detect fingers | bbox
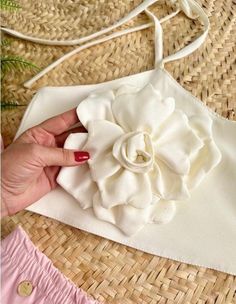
[36,108,79,136]
[37,145,90,167]
[44,166,61,189]
[55,126,87,147]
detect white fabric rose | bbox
[57,84,221,236]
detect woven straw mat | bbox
[1,0,236,303]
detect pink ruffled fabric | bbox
[1,226,100,304]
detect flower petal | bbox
[154,110,203,175]
[61,132,88,150]
[187,115,222,189]
[83,120,123,181]
[77,90,116,128]
[93,192,154,236]
[112,83,175,134]
[187,140,222,189]
[112,131,154,174]
[93,191,116,225]
[188,114,213,139]
[84,120,124,159]
[150,199,176,224]
[57,133,97,209]
[98,169,153,209]
[149,161,190,200]
[116,84,140,96]
[89,152,121,182]
[93,193,176,236]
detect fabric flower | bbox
[57,84,221,236]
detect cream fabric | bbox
[53,0,217,236]
[15,68,236,275]
[13,0,236,274]
[57,83,221,236]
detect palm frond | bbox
[0,100,24,110]
[1,55,40,77]
[0,0,21,11]
[0,39,11,47]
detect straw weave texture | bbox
[1,0,236,303]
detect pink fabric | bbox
[1,226,100,304]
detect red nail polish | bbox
[74,151,90,162]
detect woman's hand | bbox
[1,108,89,217]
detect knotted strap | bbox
[162,0,210,65]
[1,0,209,88]
[170,0,199,19]
[1,0,160,46]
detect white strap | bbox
[1,0,159,46]
[1,0,209,87]
[162,0,210,65]
[23,23,154,88]
[24,11,179,88]
[170,0,198,19]
[145,9,163,68]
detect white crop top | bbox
[11,0,236,274]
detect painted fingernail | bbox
[74,151,90,162]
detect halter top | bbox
[11,0,236,275]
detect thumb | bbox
[37,145,90,167]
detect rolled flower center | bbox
[112,131,154,173]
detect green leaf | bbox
[0,39,11,47]
[0,100,24,110]
[0,0,21,11]
[1,55,40,77]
